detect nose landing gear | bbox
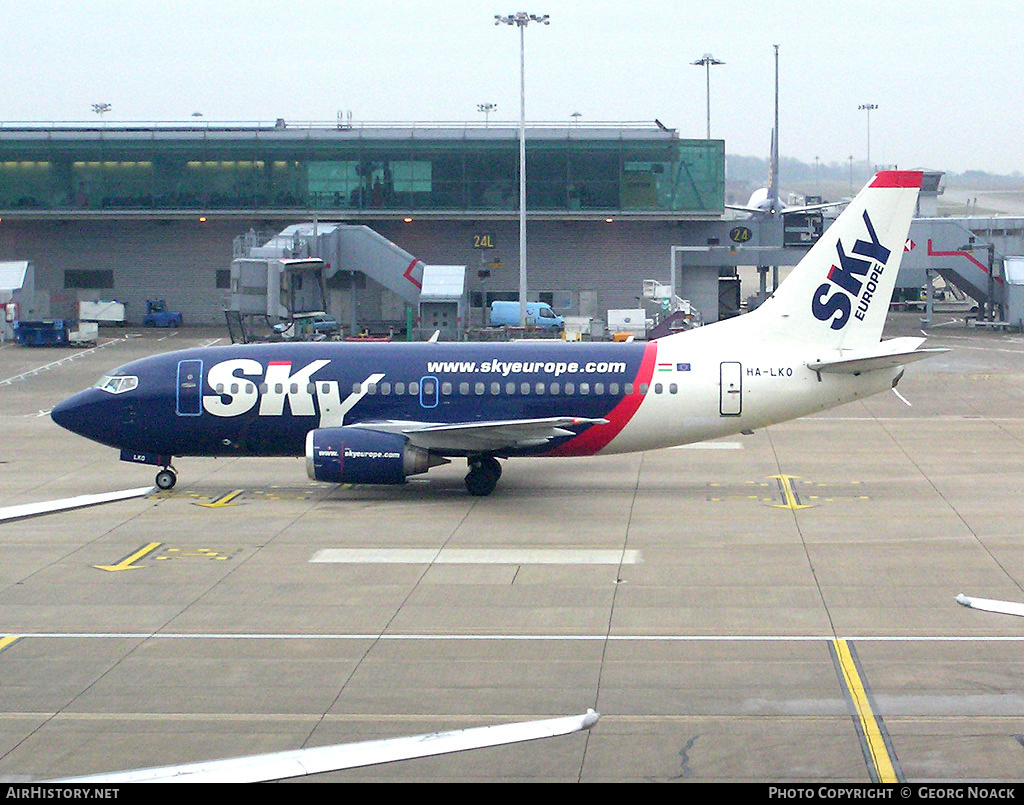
[155,466,177,490]
[465,456,502,497]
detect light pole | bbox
[495,11,549,326]
[477,103,497,127]
[858,103,878,179]
[691,53,724,140]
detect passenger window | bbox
[275,383,283,394]
[459,382,470,395]
[475,382,485,395]
[380,382,391,395]
[669,383,678,394]
[625,382,634,395]
[595,382,604,395]
[441,382,452,395]
[639,383,649,394]
[506,382,516,395]
[409,382,419,395]
[550,382,560,395]
[565,382,575,395]
[610,382,619,395]
[367,383,377,395]
[654,383,663,394]
[422,381,435,395]
[535,382,544,395]
[395,382,405,395]
[490,382,500,395]
[580,382,590,395]
[521,382,530,395]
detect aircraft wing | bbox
[54,710,599,783]
[807,337,949,375]
[724,203,766,214]
[724,200,848,216]
[355,416,609,453]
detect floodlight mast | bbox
[858,103,879,180]
[495,12,550,327]
[690,54,724,140]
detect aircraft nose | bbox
[51,390,90,435]
[51,389,114,445]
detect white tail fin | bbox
[747,170,922,350]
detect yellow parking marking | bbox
[832,639,900,783]
[94,541,163,572]
[195,490,244,508]
[768,474,813,510]
[0,636,21,653]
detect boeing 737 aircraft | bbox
[51,171,942,496]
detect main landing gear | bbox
[465,456,502,497]
[155,466,178,490]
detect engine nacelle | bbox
[305,427,445,485]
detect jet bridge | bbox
[230,223,426,335]
[901,217,1024,325]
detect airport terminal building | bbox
[0,121,733,330]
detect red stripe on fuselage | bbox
[545,341,658,457]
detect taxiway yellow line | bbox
[833,639,899,783]
[0,636,20,653]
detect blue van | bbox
[489,300,564,329]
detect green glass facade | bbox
[0,126,724,216]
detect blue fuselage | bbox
[52,340,653,460]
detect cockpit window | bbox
[95,375,139,394]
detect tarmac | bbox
[1,311,1024,782]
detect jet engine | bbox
[305,427,447,485]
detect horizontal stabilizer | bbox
[807,338,948,375]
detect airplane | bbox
[725,129,849,219]
[51,170,944,497]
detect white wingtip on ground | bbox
[54,710,600,783]
[956,593,1024,618]
[0,486,154,523]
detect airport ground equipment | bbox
[79,300,125,326]
[142,300,182,328]
[14,319,69,346]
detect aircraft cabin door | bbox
[176,359,203,416]
[719,361,742,416]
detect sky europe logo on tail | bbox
[811,210,892,330]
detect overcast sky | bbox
[4,1,1021,175]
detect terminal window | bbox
[65,269,113,289]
